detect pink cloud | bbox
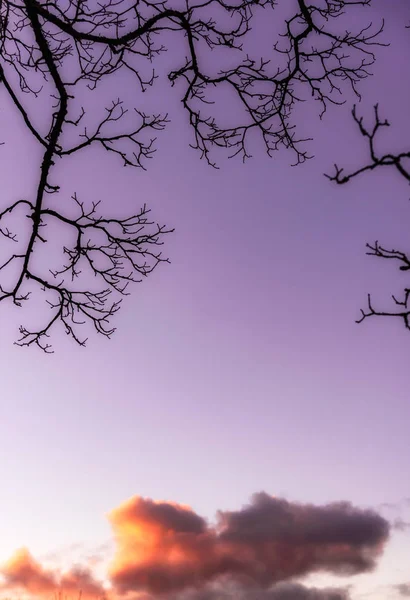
[107,492,389,596]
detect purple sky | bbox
[0,1,410,599]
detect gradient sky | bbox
[0,1,410,599]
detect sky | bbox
[0,1,410,599]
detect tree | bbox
[0,0,382,351]
[326,102,410,331]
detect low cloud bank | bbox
[0,492,389,599]
[108,492,389,596]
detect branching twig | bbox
[326,99,410,331]
[0,0,384,349]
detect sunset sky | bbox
[0,1,410,599]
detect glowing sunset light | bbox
[0,1,410,599]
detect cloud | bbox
[107,492,389,597]
[0,547,105,598]
[378,498,410,532]
[0,492,389,600]
[392,518,410,532]
[396,583,410,597]
[165,581,351,600]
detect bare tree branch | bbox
[0,0,384,350]
[325,99,410,331]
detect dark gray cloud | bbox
[165,581,351,600]
[108,492,389,596]
[218,492,388,546]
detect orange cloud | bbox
[0,547,105,598]
[107,496,212,594]
[0,492,390,600]
[107,493,390,597]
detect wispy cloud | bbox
[0,548,105,598]
[377,498,410,533]
[395,583,410,597]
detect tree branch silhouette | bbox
[0,0,383,350]
[326,102,410,331]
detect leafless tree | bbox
[0,0,383,351]
[326,100,410,331]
